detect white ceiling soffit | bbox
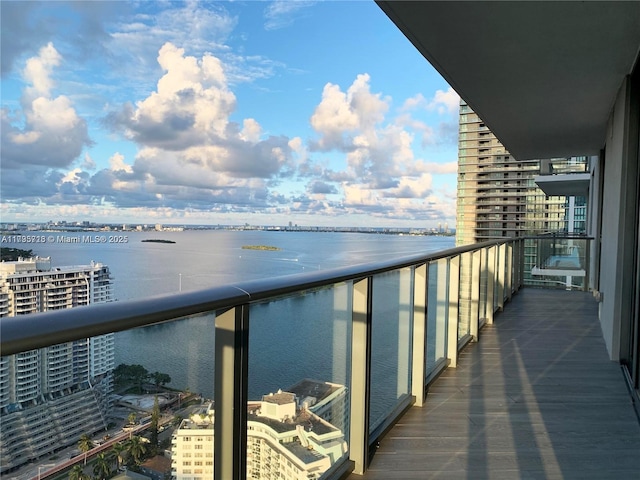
[377,1,640,160]
[534,173,591,197]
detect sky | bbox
[1,0,460,228]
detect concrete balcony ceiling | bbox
[377,1,640,159]
[534,172,591,197]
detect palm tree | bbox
[110,442,127,471]
[93,452,111,480]
[77,434,94,466]
[68,465,89,480]
[127,412,137,426]
[150,396,160,451]
[126,435,148,465]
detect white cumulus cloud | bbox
[1,43,91,170]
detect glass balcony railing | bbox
[1,237,539,479]
[524,235,591,290]
[538,157,589,175]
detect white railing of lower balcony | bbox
[1,237,549,479]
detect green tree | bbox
[92,452,112,480]
[113,364,149,392]
[68,465,89,480]
[150,396,160,451]
[0,247,34,261]
[150,371,171,387]
[127,412,137,426]
[77,434,94,466]
[110,442,127,471]
[126,436,148,465]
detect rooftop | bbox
[262,391,296,405]
[287,378,341,403]
[247,405,337,436]
[283,441,328,465]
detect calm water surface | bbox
[34,230,454,414]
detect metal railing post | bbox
[512,239,519,292]
[520,238,526,288]
[447,256,460,367]
[349,277,373,475]
[412,264,428,406]
[585,239,591,292]
[512,239,517,290]
[214,305,249,480]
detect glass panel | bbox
[458,252,472,340]
[494,245,503,307]
[248,284,351,479]
[527,237,590,290]
[426,259,448,375]
[506,243,513,296]
[116,313,216,480]
[523,238,536,284]
[369,268,413,431]
[479,248,488,323]
[1,312,216,478]
[116,313,216,396]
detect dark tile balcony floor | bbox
[349,288,640,480]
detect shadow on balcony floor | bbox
[349,288,640,479]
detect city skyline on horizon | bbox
[1,219,453,231]
[1,1,459,229]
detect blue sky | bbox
[1,0,459,228]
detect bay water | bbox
[31,230,454,423]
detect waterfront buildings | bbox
[171,380,348,480]
[0,257,114,473]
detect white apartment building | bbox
[0,257,114,474]
[172,381,348,480]
[286,378,349,438]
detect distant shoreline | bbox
[2,225,455,236]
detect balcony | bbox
[347,287,640,479]
[534,158,591,197]
[528,236,590,290]
[2,237,639,479]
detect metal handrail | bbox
[1,239,505,356]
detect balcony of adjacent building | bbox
[3,236,640,479]
[534,158,591,197]
[527,235,590,290]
